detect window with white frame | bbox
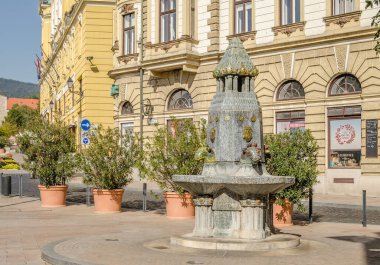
[277,80,305,100]
[281,0,301,25]
[167,89,193,110]
[276,110,305,133]
[121,122,134,137]
[333,0,354,15]
[235,0,252,34]
[160,0,176,42]
[123,13,135,54]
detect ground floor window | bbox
[328,106,361,168]
[121,122,134,137]
[276,110,305,133]
[167,118,193,137]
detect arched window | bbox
[277,80,305,100]
[168,89,193,110]
[329,74,361,95]
[120,101,133,115]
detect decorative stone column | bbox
[192,196,213,238]
[239,198,266,239]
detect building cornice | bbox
[40,0,116,84]
[108,27,378,78]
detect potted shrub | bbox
[78,127,140,213]
[0,136,8,153]
[17,117,76,207]
[141,119,206,219]
[265,129,319,226]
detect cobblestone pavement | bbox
[294,206,380,225]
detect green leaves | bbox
[265,129,319,211]
[366,0,380,53]
[17,117,76,187]
[140,119,206,194]
[78,127,141,190]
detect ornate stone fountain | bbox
[171,38,299,251]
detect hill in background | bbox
[0,78,39,98]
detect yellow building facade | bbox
[39,0,116,146]
[109,0,380,197]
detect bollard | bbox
[143,183,147,212]
[309,188,313,224]
[362,190,367,227]
[86,186,91,207]
[1,175,11,196]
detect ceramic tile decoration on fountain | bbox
[172,38,298,251]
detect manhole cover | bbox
[153,246,169,250]
[187,261,203,265]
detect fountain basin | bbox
[173,175,294,197]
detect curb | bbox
[301,201,380,211]
[41,239,102,265]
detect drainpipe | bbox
[139,0,144,149]
[139,0,147,212]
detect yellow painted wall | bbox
[39,0,116,146]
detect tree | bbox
[265,129,319,211]
[17,116,76,186]
[4,104,39,130]
[366,0,380,53]
[78,127,141,190]
[140,119,206,194]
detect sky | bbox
[0,1,41,84]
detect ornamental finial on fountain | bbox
[213,37,259,78]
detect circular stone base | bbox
[171,233,300,251]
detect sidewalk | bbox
[307,193,380,210]
[0,196,379,265]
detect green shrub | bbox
[140,119,206,194]
[17,116,76,187]
[0,135,9,149]
[78,127,141,190]
[265,129,319,211]
[2,164,20,170]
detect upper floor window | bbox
[235,0,252,34]
[329,74,361,96]
[281,0,301,25]
[168,89,193,110]
[123,13,135,54]
[121,101,134,115]
[277,80,305,100]
[333,0,354,15]
[160,0,176,42]
[191,0,196,38]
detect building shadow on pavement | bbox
[328,233,380,265]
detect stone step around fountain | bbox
[171,233,300,251]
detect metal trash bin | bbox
[1,175,11,196]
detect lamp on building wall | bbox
[49,100,54,111]
[143,99,153,116]
[67,76,74,90]
[49,100,54,122]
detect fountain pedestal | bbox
[171,38,299,251]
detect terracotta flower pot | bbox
[164,192,194,219]
[38,185,68,208]
[273,199,293,227]
[93,188,124,213]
